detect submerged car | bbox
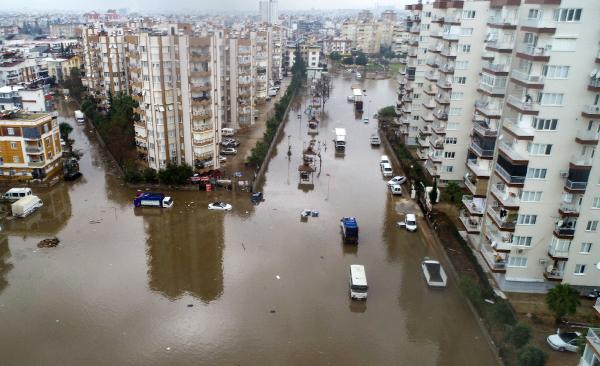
[208,202,232,211]
[546,329,581,352]
[405,214,418,232]
[221,147,237,155]
[387,176,407,186]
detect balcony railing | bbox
[502,118,535,138]
[467,159,491,177]
[486,40,514,50]
[491,184,520,207]
[570,154,594,166]
[554,225,576,237]
[487,16,517,26]
[482,61,509,73]
[480,245,507,271]
[576,129,600,142]
[589,77,600,89]
[470,141,494,158]
[511,69,545,85]
[495,164,526,184]
[459,211,481,232]
[472,120,498,137]
[565,179,588,191]
[517,44,550,58]
[548,244,571,258]
[587,328,600,354]
[583,104,600,116]
[559,203,580,215]
[521,17,556,29]
[475,100,502,117]
[462,195,485,215]
[544,268,564,280]
[595,299,600,315]
[478,82,506,95]
[488,207,516,230]
[499,140,528,161]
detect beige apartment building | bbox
[403,0,600,292]
[126,25,224,172]
[0,111,62,182]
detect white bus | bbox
[349,265,368,300]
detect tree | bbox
[443,181,463,205]
[378,106,397,120]
[517,346,546,366]
[342,56,354,65]
[355,52,368,66]
[545,284,580,324]
[429,179,438,204]
[507,323,532,348]
[59,122,73,141]
[62,68,83,101]
[329,51,342,61]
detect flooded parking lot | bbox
[0,75,497,365]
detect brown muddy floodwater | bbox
[0,76,497,365]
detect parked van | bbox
[381,162,393,177]
[349,264,368,300]
[11,195,43,218]
[380,155,390,167]
[221,128,235,137]
[2,188,32,201]
[390,184,402,195]
[370,134,381,146]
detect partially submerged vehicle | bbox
[421,258,447,288]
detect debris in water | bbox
[187,304,193,308]
[484,299,495,304]
[166,347,171,351]
[276,275,280,280]
[89,219,102,224]
[38,237,60,248]
[270,310,276,314]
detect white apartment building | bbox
[224,35,256,130]
[259,0,278,25]
[579,327,600,366]
[402,0,600,292]
[126,25,223,172]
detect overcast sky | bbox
[5,0,412,12]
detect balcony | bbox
[480,245,507,273]
[426,58,439,68]
[582,104,600,118]
[511,69,545,88]
[433,109,448,121]
[482,61,510,74]
[428,44,442,53]
[29,160,46,167]
[474,100,502,117]
[478,82,506,96]
[548,243,571,258]
[564,179,587,192]
[464,176,488,196]
[423,85,438,96]
[425,161,439,177]
[544,268,564,281]
[472,119,498,137]
[516,44,551,62]
[421,112,434,123]
[487,206,516,230]
[487,16,517,29]
[589,77,600,92]
[432,123,446,135]
[428,152,443,163]
[417,137,429,148]
[520,17,557,33]
[435,94,450,105]
[440,48,457,58]
[25,146,43,154]
[442,32,460,41]
[439,64,455,74]
[495,163,526,185]
[422,99,436,109]
[485,40,514,52]
[575,129,600,145]
[490,183,520,208]
[570,154,594,168]
[484,223,513,251]
[506,95,539,114]
[459,211,482,233]
[554,221,576,238]
[502,118,535,139]
[425,71,440,81]
[559,202,580,216]
[499,140,528,162]
[416,149,429,160]
[469,140,494,158]
[436,79,452,90]
[463,195,486,215]
[467,159,491,177]
[586,328,600,355]
[595,300,600,317]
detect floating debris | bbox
[38,237,60,248]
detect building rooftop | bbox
[0,111,50,122]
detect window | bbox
[508,256,528,268]
[7,127,14,135]
[574,264,586,275]
[527,143,552,156]
[447,122,459,130]
[552,38,576,52]
[455,61,469,70]
[461,28,473,36]
[586,220,599,232]
[532,118,558,131]
[444,151,455,159]
[517,214,537,225]
[527,9,540,20]
[12,156,19,163]
[543,65,570,79]
[443,165,454,173]
[449,107,462,116]
[413,93,420,99]
[460,44,471,53]
[592,197,600,209]
[445,137,457,144]
[454,76,466,84]
[539,93,564,106]
[463,10,476,19]
[526,168,547,179]
[512,236,532,247]
[10,142,17,149]
[413,115,419,121]
[450,92,464,100]
[553,8,582,22]
[580,242,592,254]
[520,191,542,202]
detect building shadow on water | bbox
[0,234,13,294]
[138,205,225,303]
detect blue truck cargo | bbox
[340,217,359,244]
[133,192,174,208]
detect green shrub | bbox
[507,323,532,348]
[142,168,158,183]
[459,276,482,304]
[517,346,546,366]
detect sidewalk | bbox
[222,77,292,178]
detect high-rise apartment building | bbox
[259,0,278,25]
[402,0,600,291]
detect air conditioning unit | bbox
[539,259,547,265]
[559,170,568,178]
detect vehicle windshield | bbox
[406,220,416,226]
[559,332,578,343]
[351,285,368,292]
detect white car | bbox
[219,155,227,163]
[208,202,232,211]
[363,116,369,123]
[381,162,393,177]
[547,329,581,352]
[387,176,407,186]
[405,214,417,232]
[390,184,402,195]
[221,147,237,155]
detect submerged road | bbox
[0,75,496,365]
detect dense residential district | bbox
[0,1,600,365]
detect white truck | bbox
[335,128,347,151]
[75,110,85,125]
[11,195,43,218]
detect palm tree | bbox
[545,284,580,324]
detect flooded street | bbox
[0,76,496,365]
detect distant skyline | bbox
[2,0,413,12]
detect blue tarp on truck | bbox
[341,217,359,244]
[133,192,173,208]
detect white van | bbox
[349,264,368,300]
[381,162,393,177]
[2,188,33,201]
[370,134,381,146]
[380,155,390,167]
[221,128,235,137]
[390,184,402,195]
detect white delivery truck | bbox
[335,128,347,151]
[2,187,33,201]
[349,264,368,300]
[75,110,85,124]
[11,195,43,218]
